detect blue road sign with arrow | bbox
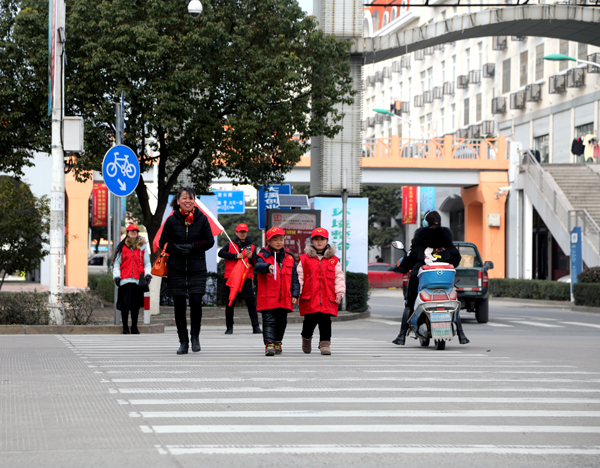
[102,145,140,197]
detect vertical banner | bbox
[312,198,369,274]
[48,0,57,115]
[420,187,436,218]
[570,226,582,301]
[402,186,417,224]
[92,183,108,227]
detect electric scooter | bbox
[392,241,461,350]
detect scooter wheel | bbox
[419,337,430,347]
[434,340,446,351]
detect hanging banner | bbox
[92,183,108,227]
[48,0,57,115]
[420,187,436,218]
[402,186,417,224]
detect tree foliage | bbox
[4,0,355,250]
[362,186,403,249]
[0,176,50,289]
[217,211,262,250]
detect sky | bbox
[297,0,312,15]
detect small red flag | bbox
[226,259,249,306]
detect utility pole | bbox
[49,0,66,325]
[113,102,123,325]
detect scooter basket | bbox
[418,268,456,290]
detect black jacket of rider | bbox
[394,226,461,274]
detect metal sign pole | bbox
[341,170,348,311]
[113,102,122,326]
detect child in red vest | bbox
[218,223,261,335]
[255,227,300,356]
[297,228,346,355]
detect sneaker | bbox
[274,341,282,355]
[265,342,275,356]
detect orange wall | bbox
[461,171,509,278]
[65,173,93,287]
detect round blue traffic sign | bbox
[102,145,140,197]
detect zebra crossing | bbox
[58,328,600,460]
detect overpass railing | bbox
[521,150,600,257]
[363,137,504,160]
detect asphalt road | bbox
[1,290,599,468]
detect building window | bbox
[383,12,389,28]
[441,60,446,83]
[440,107,445,134]
[533,134,549,163]
[520,51,528,88]
[452,55,456,81]
[427,113,433,136]
[398,123,402,139]
[503,58,511,94]
[578,42,587,61]
[478,42,483,69]
[476,93,482,122]
[372,10,380,33]
[464,98,470,126]
[535,44,544,81]
[575,122,594,138]
[391,7,397,22]
[421,71,426,93]
[451,104,456,130]
[420,116,426,138]
[559,40,569,71]
[427,67,433,91]
[465,48,470,73]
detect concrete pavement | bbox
[1,291,599,467]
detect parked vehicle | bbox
[368,262,404,288]
[453,242,493,323]
[392,241,461,350]
[88,253,109,275]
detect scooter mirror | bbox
[391,241,405,250]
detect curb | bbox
[491,296,600,314]
[0,324,165,335]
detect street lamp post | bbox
[543,53,600,70]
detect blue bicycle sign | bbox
[102,145,140,197]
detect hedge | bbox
[0,291,51,325]
[88,274,115,303]
[573,283,600,307]
[346,272,370,312]
[578,267,600,283]
[489,278,570,301]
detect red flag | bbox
[152,200,224,253]
[226,259,249,306]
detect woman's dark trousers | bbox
[173,294,203,344]
[262,310,288,344]
[301,312,332,342]
[120,309,140,334]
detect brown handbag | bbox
[151,243,169,277]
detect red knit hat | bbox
[311,228,329,239]
[266,226,285,240]
[126,224,140,232]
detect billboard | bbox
[267,209,320,259]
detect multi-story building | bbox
[362,1,600,279]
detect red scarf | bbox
[179,208,194,226]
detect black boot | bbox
[130,309,140,334]
[177,330,189,355]
[190,335,201,352]
[392,307,411,345]
[224,327,233,335]
[252,325,262,334]
[455,313,470,345]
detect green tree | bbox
[362,186,403,251]
[0,176,50,290]
[4,0,355,250]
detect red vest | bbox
[120,246,145,280]
[298,254,340,316]
[256,249,296,312]
[224,242,255,280]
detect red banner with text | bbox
[402,186,417,224]
[92,182,108,227]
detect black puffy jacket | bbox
[158,207,215,296]
[394,226,461,273]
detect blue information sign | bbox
[102,145,140,197]
[214,190,245,214]
[570,226,582,300]
[257,184,291,230]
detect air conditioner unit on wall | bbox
[414,49,425,61]
[549,75,566,94]
[457,75,469,89]
[424,47,434,56]
[468,124,482,138]
[367,117,375,128]
[510,91,526,110]
[492,36,507,51]
[587,53,600,73]
[483,120,494,135]
[400,101,410,114]
[367,75,375,87]
[525,84,542,102]
[483,63,495,78]
[511,36,527,42]
[414,95,424,108]
[392,61,401,73]
[492,97,507,114]
[423,90,433,104]
[469,70,481,85]
[383,67,391,79]
[566,68,585,88]
[433,86,443,100]
[443,81,455,96]
[375,71,383,83]
[434,44,445,52]
[401,55,411,69]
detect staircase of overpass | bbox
[519,153,600,267]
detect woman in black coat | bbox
[392,210,469,346]
[159,188,215,354]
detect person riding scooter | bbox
[392,210,469,346]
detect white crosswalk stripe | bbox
[58,331,600,458]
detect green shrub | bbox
[62,290,103,325]
[489,278,570,301]
[578,267,600,283]
[88,274,114,303]
[0,291,51,325]
[573,283,600,307]
[346,272,370,312]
